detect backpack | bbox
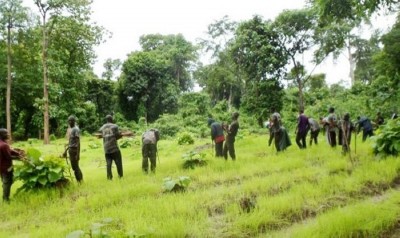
[142,130,157,144]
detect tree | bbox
[34,0,95,144]
[310,0,398,22]
[117,51,177,122]
[101,58,121,80]
[272,8,318,110]
[86,72,116,120]
[139,33,197,91]
[230,16,287,126]
[196,16,242,109]
[0,0,28,141]
[353,32,381,84]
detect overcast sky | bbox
[24,0,396,85]
[90,0,308,78]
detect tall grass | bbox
[1,133,399,237]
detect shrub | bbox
[177,133,195,145]
[372,118,400,156]
[119,137,134,148]
[14,148,68,192]
[181,151,207,169]
[153,114,181,137]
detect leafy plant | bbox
[14,148,68,192]
[177,133,195,145]
[372,118,400,156]
[119,137,134,148]
[162,176,191,193]
[181,151,207,169]
[88,142,101,149]
[67,218,122,238]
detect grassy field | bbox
[1,132,400,237]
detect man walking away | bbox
[98,115,123,180]
[308,118,320,146]
[63,116,83,183]
[142,129,160,173]
[295,110,309,149]
[357,116,374,142]
[223,112,240,160]
[208,118,225,157]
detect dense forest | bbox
[0,0,399,143]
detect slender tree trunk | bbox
[348,42,355,86]
[42,14,50,144]
[228,84,233,111]
[298,77,304,111]
[6,23,12,142]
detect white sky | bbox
[90,0,308,78]
[24,0,396,85]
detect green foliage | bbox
[372,119,400,156]
[178,92,211,118]
[181,151,207,169]
[162,176,191,193]
[153,114,182,137]
[177,133,194,145]
[14,148,68,192]
[119,137,134,148]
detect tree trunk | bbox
[6,23,12,142]
[42,14,50,144]
[348,43,355,86]
[298,77,304,112]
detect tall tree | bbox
[34,0,94,144]
[0,0,28,141]
[231,16,287,126]
[272,8,317,110]
[118,51,177,122]
[139,34,197,91]
[196,16,242,109]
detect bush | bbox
[153,114,182,137]
[119,137,134,148]
[177,133,195,145]
[14,148,69,192]
[372,118,400,156]
[181,151,207,169]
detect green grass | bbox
[2,133,400,237]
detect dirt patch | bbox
[193,143,212,153]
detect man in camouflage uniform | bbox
[223,112,240,160]
[341,113,355,154]
[98,115,123,180]
[142,129,160,173]
[208,118,225,157]
[63,116,83,183]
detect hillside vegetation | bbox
[2,132,400,238]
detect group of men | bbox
[293,107,383,154]
[208,112,240,160]
[0,114,160,202]
[267,107,385,154]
